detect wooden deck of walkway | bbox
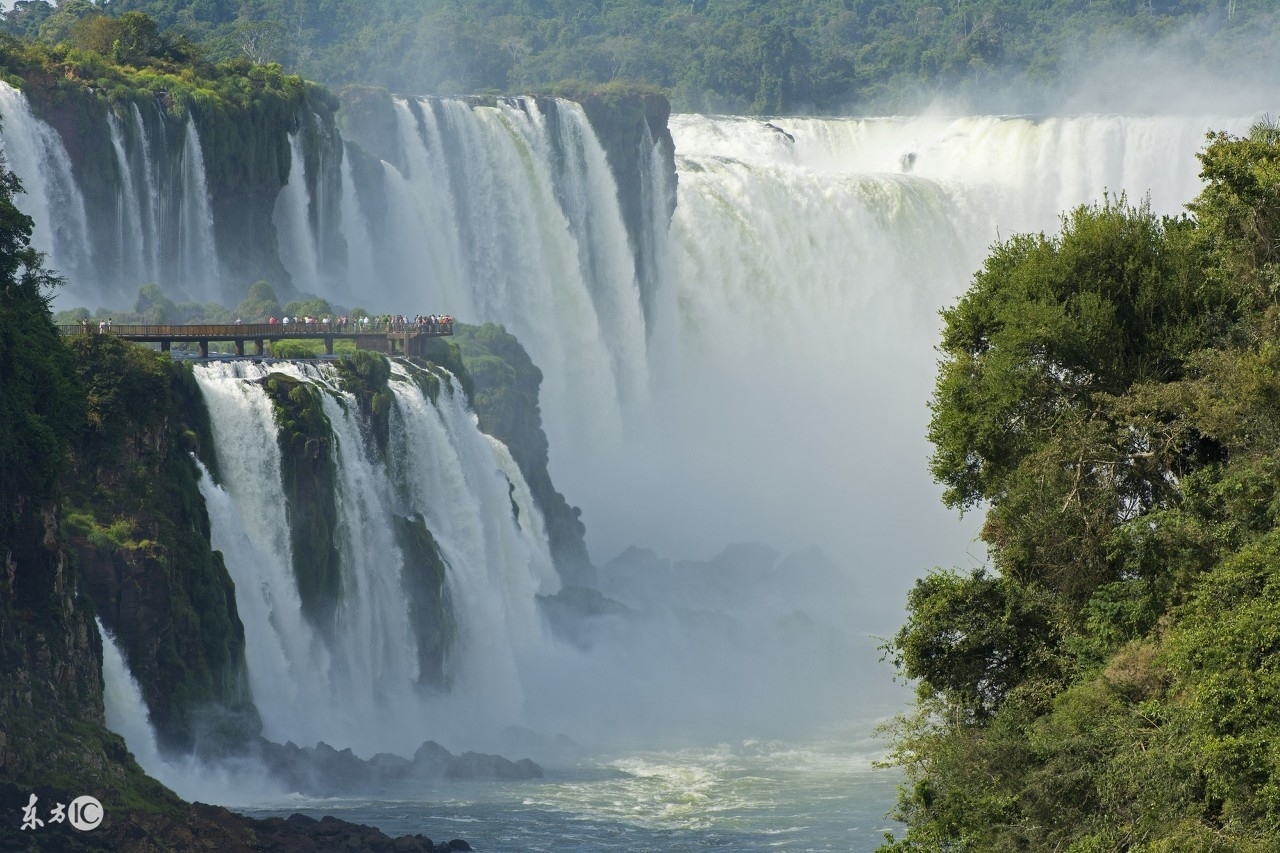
[59,322,453,358]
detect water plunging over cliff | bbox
[0,81,93,286]
[191,360,556,756]
[566,111,1258,592]
[2,76,1257,586]
[343,96,647,455]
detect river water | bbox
[233,726,902,852]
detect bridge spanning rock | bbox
[59,322,453,358]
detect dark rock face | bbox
[0,501,105,784]
[337,85,405,171]
[259,371,343,636]
[393,513,454,690]
[0,784,469,852]
[62,337,259,756]
[538,585,631,649]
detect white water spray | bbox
[568,111,1259,589]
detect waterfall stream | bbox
[191,360,554,756]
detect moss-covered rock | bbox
[392,513,454,690]
[333,348,393,459]
[336,85,401,171]
[259,372,342,639]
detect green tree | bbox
[234,278,281,321]
[0,151,80,534]
[1189,121,1280,307]
[34,0,97,45]
[927,197,1235,599]
[134,281,177,323]
[881,122,1280,853]
[886,568,1060,721]
[284,296,335,319]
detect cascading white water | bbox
[273,132,322,291]
[99,618,166,774]
[191,363,332,745]
[130,103,163,285]
[338,142,378,302]
[176,120,222,299]
[192,359,554,755]
[564,112,1260,596]
[383,363,556,727]
[1,82,228,305]
[107,111,150,288]
[507,100,650,408]
[337,96,645,457]
[0,81,94,292]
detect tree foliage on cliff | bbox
[0,152,78,536]
[881,122,1280,851]
[5,0,1276,114]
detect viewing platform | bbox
[58,321,454,358]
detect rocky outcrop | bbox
[253,738,542,798]
[572,90,678,327]
[260,371,344,636]
[336,85,403,170]
[446,325,595,587]
[393,513,454,690]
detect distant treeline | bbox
[2,0,1276,113]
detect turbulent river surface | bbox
[235,729,901,852]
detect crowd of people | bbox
[257,314,454,333]
[74,313,456,334]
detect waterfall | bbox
[365,96,640,456]
[339,141,377,301]
[566,111,1260,583]
[512,100,649,409]
[273,132,322,292]
[0,81,94,294]
[131,103,163,286]
[99,619,164,769]
[176,119,222,300]
[192,359,554,755]
[107,111,150,288]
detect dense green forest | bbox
[880,123,1280,850]
[3,0,1276,113]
